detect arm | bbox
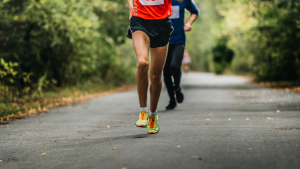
[184,14,197,31]
[127,0,133,20]
[184,0,199,31]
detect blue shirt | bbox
[169,0,199,45]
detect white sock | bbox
[149,110,157,116]
[140,107,148,113]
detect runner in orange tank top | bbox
[132,0,172,20]
[127,0,173,134]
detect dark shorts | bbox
[127,16,174,48]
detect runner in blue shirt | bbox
[163,0,199,110]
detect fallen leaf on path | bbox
[175,122,178,123]
[274,128,277,130]
[276,110,280,113]
[176,146,181,148]
[296,145,299,146]
[75,142,79,144]
[206,119,209,120]
[209,116,212,118]
[246,118,249,120]
[248,148,252,150]
[14,130,17,132]
[6,125,9,127]
[41,153,46,156]
[107,125,111,128]
[227,118,231,120]
[0,160,2,162]
[122,167,127,169]
[112,148,117,150]
[267,117,272,120]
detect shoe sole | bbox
[166,105,177,110]
[135,124,147,128]
[147,130,159,134]
[148,131,159,134]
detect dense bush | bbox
[0,0,135,100]
[219,0,300,81]
[212,37,234,74]
[252,0,300,81]
[186,0,299,81]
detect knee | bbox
[137,60,149,72]
[150,74,162,84]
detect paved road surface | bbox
[1,72,300,169]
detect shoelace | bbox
[140,112,147,120]
[149,117,155,128]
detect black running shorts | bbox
[127,16,173,48]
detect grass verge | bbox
[0,83,135,122]
[256,82,300,93]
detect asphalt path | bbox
[1,72,300,169]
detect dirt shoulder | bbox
[256,82,300,93]
[0,84,135,123]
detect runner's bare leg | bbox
[149,45,168,112]
[132,31,150,108]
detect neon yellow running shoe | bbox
[135,111,148,127]
[147,115,159,134]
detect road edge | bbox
[0,85,135,123]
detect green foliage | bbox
[251,0,300,81]
[186,0,223,72]
[0,58,19,93]
[216,0,300,81]
[212,37,234,74]
[0,0,135,102]
[187,0,300,81]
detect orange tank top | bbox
[132,0,172,20]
